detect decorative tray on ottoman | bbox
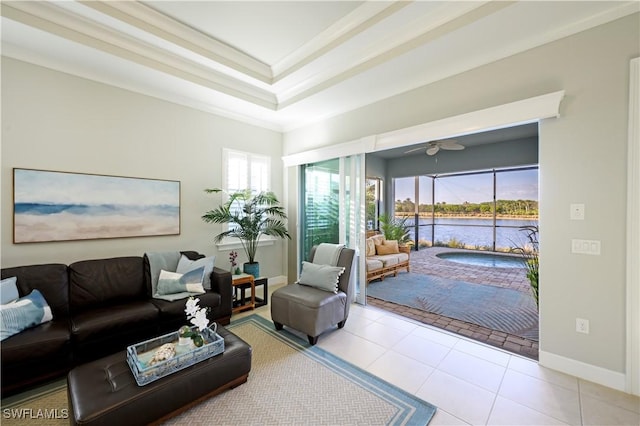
[126,325,224,386]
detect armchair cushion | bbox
[298,262,345,293]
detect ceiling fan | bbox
[404,139,465,156]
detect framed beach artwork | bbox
[13,168,180,243]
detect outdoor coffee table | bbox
[67,325,252,426]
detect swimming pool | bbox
[436,251,525,268]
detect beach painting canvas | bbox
[13,168,180,243]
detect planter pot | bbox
[243,262,259,278]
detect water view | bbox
[403,217,538,250]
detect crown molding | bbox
[2,1,636,132]
[271,1,409,81]
[80,0,273,84]
[1,1,278,109]
[375,91,565,151]
[276,1,512,108]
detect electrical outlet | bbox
[570,203,585,220]
[576,318,590,334]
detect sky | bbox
[395,169,538,204]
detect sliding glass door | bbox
[300,154,366,304]
[300,159,340,260]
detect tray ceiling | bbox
[1,1,637,131]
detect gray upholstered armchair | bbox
[271,245,356,345]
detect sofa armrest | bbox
[210,267,232,321]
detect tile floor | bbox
[238,288,640,426]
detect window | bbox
[222,149,271,233]
[393,166,538,251]
[223,149,270,194]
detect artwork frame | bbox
[13,168,180,243]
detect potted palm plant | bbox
[202,189,291,277]
[378,213,413,252]
[513,225,539,310]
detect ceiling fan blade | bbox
[426,146,440,155]
[439,141,465,150]
[404,146,426,154]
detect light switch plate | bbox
[571,239,601,255]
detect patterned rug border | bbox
[229,314,436,426]
[1,378,66,409]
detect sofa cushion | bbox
[376,242,399,255]
[2,264,69,318]
[0,318,72,397]
[365,239,376,257]
[69,257,146,311]
[150,292,222,321]
[156,268,206,296]
[176,255,215,290]
[374,253,409,267]
[1,290,53,341]
[383,239,400,252]
[1,277,19,304]
[366,258,384,271]
[145,252,181,296]
[1,320,70,364]
[371,235,385,246]
[71,300,159,344]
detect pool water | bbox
[437,251,526,268]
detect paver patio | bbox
[366,246,539,360]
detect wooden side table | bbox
[235,277,268,308]
[231,273,255,314]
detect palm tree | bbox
[202,189,291,264]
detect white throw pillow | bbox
[156,268,206,296]
[298,261,345,293]
[176,255,215,290]
[0,289,53,341]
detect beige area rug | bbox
[1,315,436,425]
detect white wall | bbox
[284,14,639,384]
[1,58,286,279]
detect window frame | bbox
[216,148,274,250]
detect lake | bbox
[401,217,538,250]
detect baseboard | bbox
[268,275,287,286]
[539,350,627,391]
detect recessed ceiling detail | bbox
[2,1,637,130]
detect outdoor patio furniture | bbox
[365,234,410,283]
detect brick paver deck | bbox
[367,247,539,360]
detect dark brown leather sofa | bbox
[1,251,232,397]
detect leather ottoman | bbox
[67,325,251,426]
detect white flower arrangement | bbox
[179,297,210,347]
[185,297,209,331]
